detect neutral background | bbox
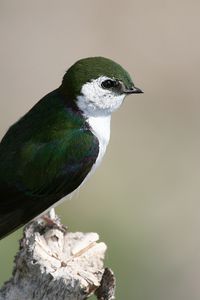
[0,1,200,299]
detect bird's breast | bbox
[86,115,111,172]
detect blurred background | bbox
[0,0,200,299]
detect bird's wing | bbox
[0,90,99,237]
[21,128,98,197]
[0,128,99,238]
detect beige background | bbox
[0,1,200,299]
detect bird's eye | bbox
[101,79,119,89]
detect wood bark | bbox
[0,210,115,300]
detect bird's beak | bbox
[124,86,143,94]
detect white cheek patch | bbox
[77,76,125,117]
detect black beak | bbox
[124,86,143,94]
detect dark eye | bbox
[101,79,119,89]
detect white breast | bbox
[87,115,111,171]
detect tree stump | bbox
[0,210,116,300]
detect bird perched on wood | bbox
[0,57,143,238]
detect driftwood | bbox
[0,209,115,300]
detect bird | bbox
[0,56,143,239]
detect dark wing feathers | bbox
[0,90,99,238]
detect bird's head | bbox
[61,57,143,117]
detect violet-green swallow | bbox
[0,57,143,238]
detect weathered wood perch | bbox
[0,209,115,300]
